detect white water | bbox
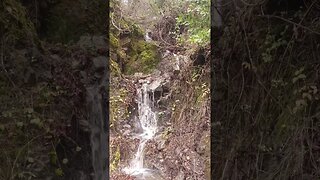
[123,83,158,178]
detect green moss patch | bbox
[125,40,160,75]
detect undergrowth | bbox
[212,1,320,179]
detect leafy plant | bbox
[262,34,287,63]
[174,0,210,45]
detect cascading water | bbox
[123,82,158,179]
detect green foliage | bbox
[110,3,159,75]
[262,34,287,63]
[55,168,64,177]
[0,77,73,179]
[125,40,160,75]
[195,82,209,104]
[175,0,210,45]
[0,0,37,45]
[110,88,129,128]
[161,127,172,140]
[110,146,121,172]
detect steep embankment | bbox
[109,5,211,178]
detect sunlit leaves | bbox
[174,0,210,45]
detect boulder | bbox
[149,78,164,92]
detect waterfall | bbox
[86,86,108,180]
[123,82,158,178]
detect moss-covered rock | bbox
[125,42,160,74]
[111,31,160,75]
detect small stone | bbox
[157,139,166,150]
[123,124,131,129]
[123,130,130,136]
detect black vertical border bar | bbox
[106,0,110,178]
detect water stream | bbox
[123,82,160,179]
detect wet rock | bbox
[138,79,147,84]
[152,69,162,76]
[149,79,163,92]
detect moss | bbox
[110,33,120,48]
[110,59,122,77]
[1,0,37,45]
[131,24,145,38]
[110,145,121,172]
[110,87,129,129]
[125,40,160,75]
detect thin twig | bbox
[1,38,16,88]
[110,13,126,32]
[258,15,320,36]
